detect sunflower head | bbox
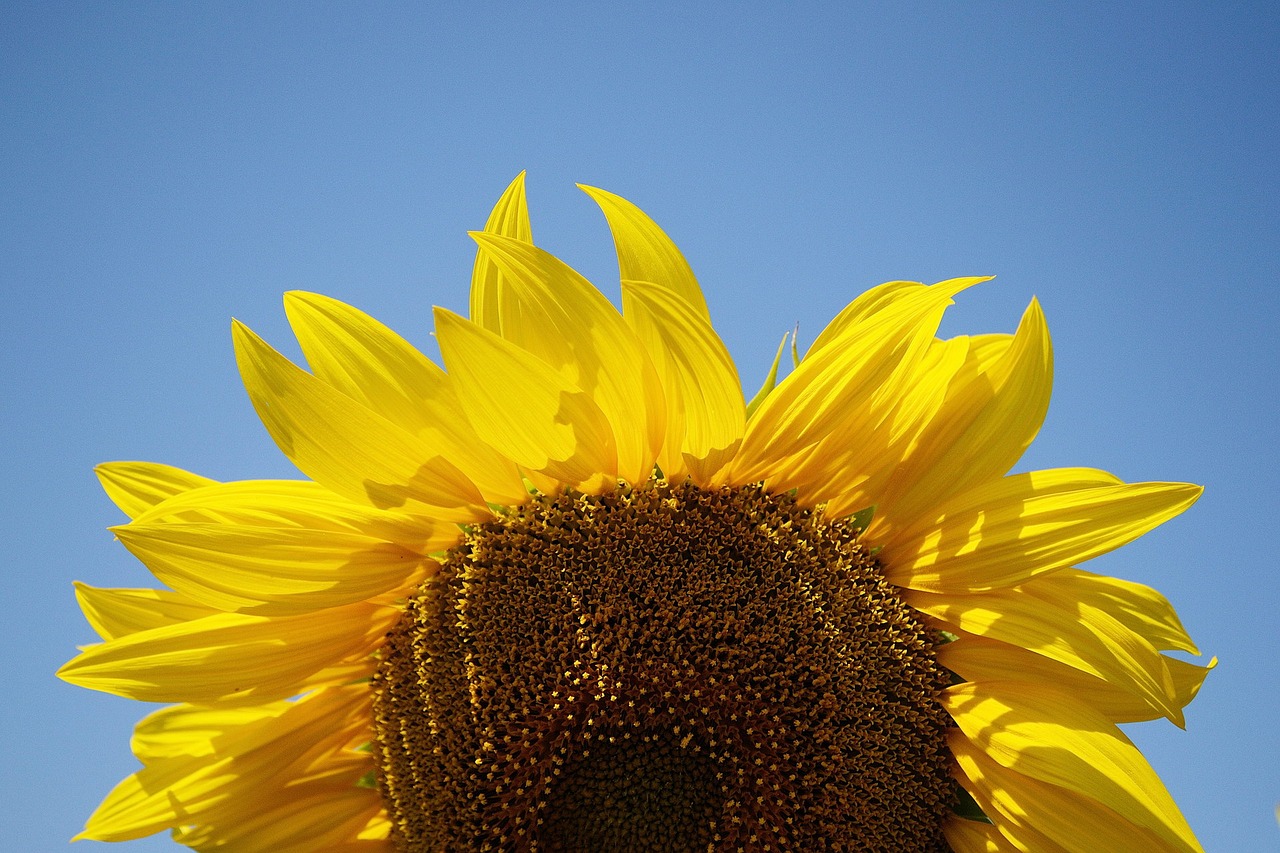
[60,174,1211,852]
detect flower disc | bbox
[373,480,955,851]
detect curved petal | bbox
[729,278,983,491]
[470,171,533,334]
[872,299,1053,539]
[621,278,744,483]
[434,307,617,491]
[907,583,1185,726]
[468,232,665,483]
[112,522,429,616]
[805,280,927,356]
[95,462,217,519]
[232,321,486,520]
[937,634,1213,726]
[943,681,1203,853]
[130,479,453,553]
[74,583,220,641]
[284,291,527,505]
[79,686,369,842]
[1040,567,1200,655]
[130,701,288,762]
[579,183,709,321]
[942,816,1026,853]
[172,784,385,853]
[57,602,397,704]
[881,468,1202,592]
[951,732,1193,852]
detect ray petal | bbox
[112,522,428,616]
[468,232,665,483]
[57,602,397,704]
[907,584,1185,726]
[944,681,1203,853]
[951,731,1194,852]
[284,291,527,505]
[470,171,533,334]
[579,183,709,320]
[434,306,617,491]
[872,299,1052,538]
[882,468,1202,591]
[232,321,486,520]
[621,278,744,483]
[74,583,220,641]
[95,462,217,519]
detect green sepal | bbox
[846,504,876,532]
[952,784,992,823]
[745,331,790,420]
[356,770,378,789]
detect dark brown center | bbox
[372,480,955,851]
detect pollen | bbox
[372,480,955,851]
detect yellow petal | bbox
[112,522,427,615]
[130,479,454,554]
[57,602,396,704]
[808,332,972,518]
[130,701,287,761]
[730,278,983,490]
[79,686,368,842]
[74,583,220,641]
[882,467,1202,592]
[938,634,1214,725]
[908,583,1185,726]
[872,299,1053,538]
[951,731,1194,852]
[942,816,1026,853]
[232,320,486,520]
[173,785,385,853]
[1041,567,1200,655]
[468,232,665,483]
[579,183,710,321]
[434,306,617,490]
[620,278,744,483]
[283,291,527,505]
[943,681,1203,853]
[805,280,928,356]
[470,171,533,335]
[95,461,217,519]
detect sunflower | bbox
[60,174,1213,852]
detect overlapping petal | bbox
[58,602,397,704]
[580,183,710,321]
[938,634,1214,725]
[284,291,528,505]
[74,583,220,641]
[232,321,487,521]
[868,299,1052,537]
[96,461,217,519]
[434,306,618,490]
[944,681,1203,853]
[470,170,534,335]
[78,686,370,842]
[728,278,984,495]
[468,232,666,483]
[620,278,744,483]
[881,468,1202,592]
[111,522,428,616]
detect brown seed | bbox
[373,480,955,851]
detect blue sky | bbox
[4,3,1277,850]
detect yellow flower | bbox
[60,174,1213,852]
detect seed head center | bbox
[372,480,955,851]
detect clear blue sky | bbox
[4,3,1276,850]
